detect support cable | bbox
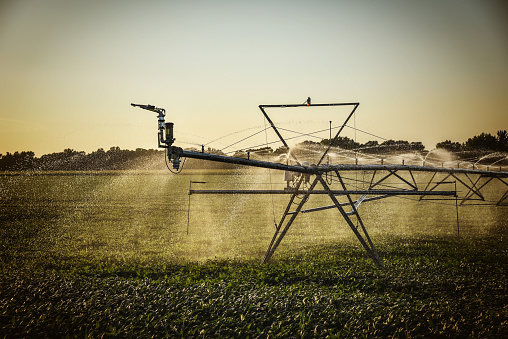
[215,123,374,157]
[203,125,266,147]
[455,181,460,239]
[187,181,191,235]
[264,116,278,228]
[220,127,270,152]
[354,112,358,228]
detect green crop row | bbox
[1,236,506,338]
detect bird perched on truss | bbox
[304,97,311,106]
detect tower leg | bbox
[262,176,319,263]
[317,175,384,268]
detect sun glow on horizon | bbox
[0,1,507,156]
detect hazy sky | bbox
[1,0,507,156]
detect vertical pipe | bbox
[455,181,460,239]
[329,121,332,143]
[263,176,314,263]
[187,181,192,235]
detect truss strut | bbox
[262,176,319,263]
[317,174,384,267]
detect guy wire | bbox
[354,110,359,228]
[264,116,278,228]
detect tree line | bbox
[228,138,425,159]
[0,147,165,171]
[1,130,506,171]
[436,130,508,152]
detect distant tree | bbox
[361,140,379,153]
[298,140,321,147]
[320,136,359,150]
[363,140,379,148]
[497,130,508,151]
[465,133,498,151]
[436,140,463,152]
[63,148,78,156]
[206,147,226,155]
[273,146,289,155]
[0,151,35,170]
[380,139,397,150]
[409,142,425,151]
[381,140,410,152]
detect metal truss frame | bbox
[134,100,508,267]
[185,102,508,266]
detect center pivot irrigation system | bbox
[132,101,508,267]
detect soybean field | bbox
[0,170,506,337]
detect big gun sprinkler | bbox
[130,103,182,170]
